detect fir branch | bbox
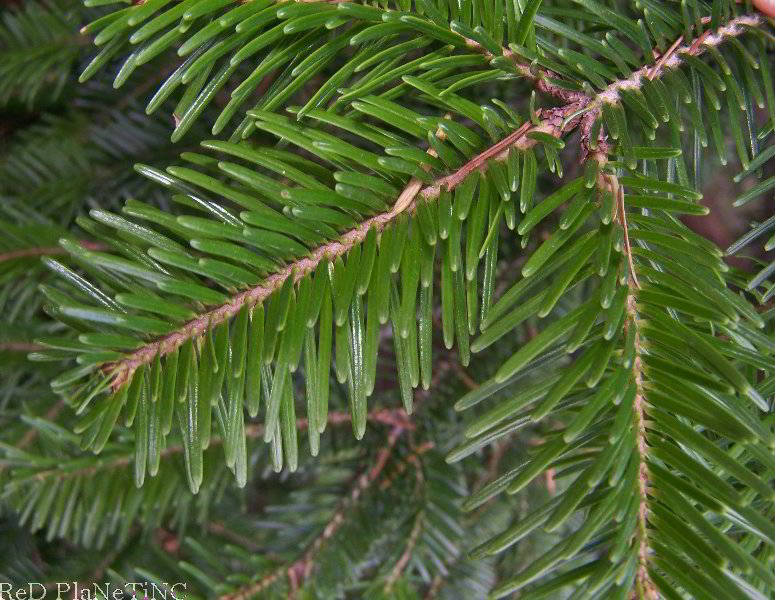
[466,12,763,157]
[617,174,640,288]
[385,509,425,591]
[66,10,771,401]
[626,285,654,599]
[616,161,652,596]
[592,15,762,108]
[460,37,587,105]
[0,342,44,352]
[6,1,775,596]
[0,0,88,107]
[106,108,575,391]
[21,409,410,483]
[0,247,63,263]
[574,13,763,158]
[0,241,105,264]
[221,425,407,600]
[429,104,583,192]
[0,399,65,477]
[384,450,428,592]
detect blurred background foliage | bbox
[0,0,773,598]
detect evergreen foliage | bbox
[0,0,774,597]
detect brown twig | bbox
[647,16,718,80]
[207,521,265,552]
[220,425,407,600]
[625,288,654,599]
[0,399,66,477]
[384,508,425,591]
[452,362,478,391]
[17,400,66,449]
[432,103,586,191]
[648,33,686,80]
[473,437,512,494]
[617,177,640,289]
[594,15,760,106]
[393,119,450,214]
[0,246,64,263]
[378,441,435,490]
[424,575,445,600]
[0,342,44,352]
[18,409,410,483]
[386,513,424,587]
[0,241,105,264]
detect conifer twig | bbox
[21,409,410,482]
[106,109,575,390]
[593,15,761,106]
[220,424,407,600]
[626,286,654,599]
[618,179,640,289]
[461,37,587,104]
[103,12,762,393]
[218,354,460,600]
[0,399,66,476]
[0,342,44,352]
[0,241,105,264]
